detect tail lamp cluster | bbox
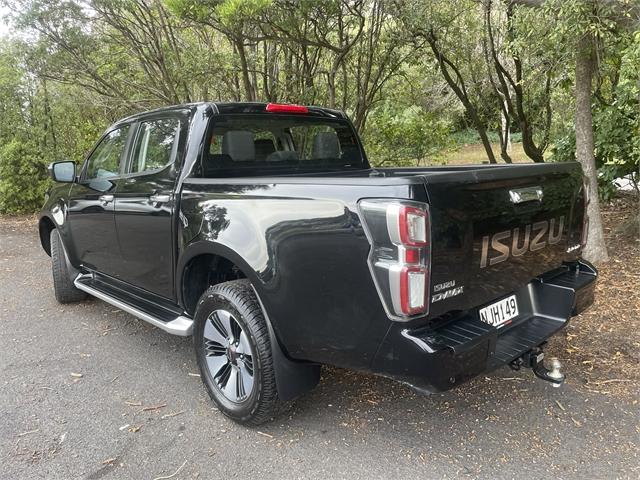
[358,200,431,321]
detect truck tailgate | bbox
[417,163,586,318]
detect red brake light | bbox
[403,247,420,264]
[265,103,309,114]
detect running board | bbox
[74,274,193,336]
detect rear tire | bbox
[50,229,87,304]
[194,280,281,425]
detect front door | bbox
[112,115,184,300]
[67,125,132,276]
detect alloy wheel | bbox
[203,309,255,403]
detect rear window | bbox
[199,115,366,176]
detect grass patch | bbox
[431,142,533,165]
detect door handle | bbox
[99,194,114,206]
[149,193,171,206]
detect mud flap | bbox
[253,288,320,401]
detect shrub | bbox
[362,104,454,167]
[0,139,51,214]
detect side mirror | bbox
[49,161,76,183]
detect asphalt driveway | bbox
[1,218,638,479]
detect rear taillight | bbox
[359,200,431,321]
[400,266,428,314]
[387,204,428,246]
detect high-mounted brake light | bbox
[265,103,309,114]
[358,199,431,321]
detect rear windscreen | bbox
[198,114,367,176]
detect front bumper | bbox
[371,260,597,393]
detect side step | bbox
[74,274,194,336]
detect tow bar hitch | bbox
[509,344,565,387]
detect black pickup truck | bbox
[39,102,597,425]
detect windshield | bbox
[199,114,367,176]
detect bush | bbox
[550,32,639,201]
[362,104,454,167]
[0,139,51,214]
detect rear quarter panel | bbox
[178,179,420,369]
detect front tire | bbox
[194,280,280,425]
[50,229,87,304]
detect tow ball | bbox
[509,344,565,387]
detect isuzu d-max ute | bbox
[39,102,597,425]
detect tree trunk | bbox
[235,38,254,102]
[502,110,511,154]
[499,101,513,163]
[427,35,498,164]
[575,32,608,263]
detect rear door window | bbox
[129,118,181,174]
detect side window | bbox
[84,126,130,180]
[129,118,180,174]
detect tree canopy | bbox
[0,0,637,260]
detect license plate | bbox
[479,295,519,328]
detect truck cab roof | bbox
[111,102,347,130]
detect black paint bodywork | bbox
[39,102,597,395]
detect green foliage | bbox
[0,37,109,213]
[215,0,272,25]
[0,138,50,214]
[363,104,453,167]
[596,31,640,200]
[551,30,639,201]
[0,0,637,213]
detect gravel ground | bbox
[1,218,638,480]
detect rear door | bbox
[67,125,132,275]
[420,163,586,318]
[111,113,187,300]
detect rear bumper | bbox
[371,260,597,393]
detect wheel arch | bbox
[179,241,320,401]
[38,215,56,256]
[178,241,260,316]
